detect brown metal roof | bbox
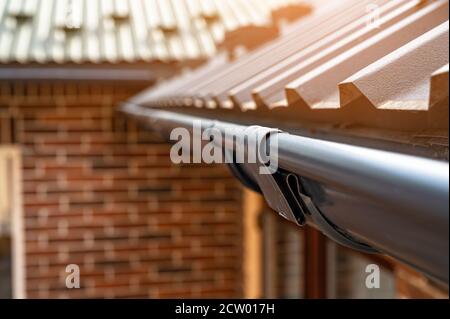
[0,0,308,64]
[135,0,449,134]
[136,0,373,107]
[340,23,449,111]
[430,63,449,108]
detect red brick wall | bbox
[2,84,244,298]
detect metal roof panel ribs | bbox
[284,0,448,108]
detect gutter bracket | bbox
[227,127,378,254]
[288,173,379,254]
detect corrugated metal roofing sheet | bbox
[341,22,448,111]
[430,63,449,108]
[135,0,449,133]
[136,0,374,107]
[0,0,307,64]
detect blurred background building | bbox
[0,0,448,299]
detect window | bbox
[0,147,24,299]
[328,244,396,299]
[261,208,304,299]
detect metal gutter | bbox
[121,103,449,284]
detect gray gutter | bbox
[121,103,449,285]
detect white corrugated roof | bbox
[0,0,306,64]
